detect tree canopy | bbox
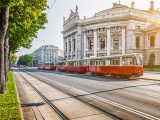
[10,54,17,65]
[0,0,47,93]
[8,0,48,53]
[17,54,32,66]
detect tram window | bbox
[133,58,137,65]
[90,60,94,66]
[95,61,99,65]
[100,60,105,66]
[79,61,82,66]
[105,60,110,66]
[112,59,120,65]
[128,58,133,65]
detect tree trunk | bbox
[0,7,9,94]
[8,48,11,70]
[4,34,9,82]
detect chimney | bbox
[150,0,154,11]
[131,0,135,8]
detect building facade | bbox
[62,1,160,65]
[32,45,64,66]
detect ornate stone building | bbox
[62,1,160,65]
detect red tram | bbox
[38,65,56,70]
[58,53,143,77]
[86,54,143,77]
[57,65,67,72]
[38,53,144,78]
[66,60,87,73]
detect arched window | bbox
[73,39,75,51]
[113,35,119,49]
[88,37,93,50]
[69,41,71,52]
[150,35,155,47]
[65,42,67,52]
[149,53,155,65]
[136,36,140,49]
[100,38,105,49]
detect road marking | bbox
[27,72,160,120]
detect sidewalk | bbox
[140,72,160,81]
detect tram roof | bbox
[85,53,141,60]
[67,53,141,62]
[56,60,66,63]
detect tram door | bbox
[100,59,105,66]
[111,59,120,65]
[95,60,100,66]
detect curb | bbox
[13,73,24,120]
[140,77,160,82]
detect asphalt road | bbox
[17,68,160,119]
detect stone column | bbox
[107,28,111,56]
[75,34,78,59]
[83,32,86,58]
[67,38,69,59]
[146,35,149,49]
[86,37,88,51]
[63,37,66,59]
[97,36,100,51]
[105,35,107,51]
[71,36,73,59]
[94,30,97,57]
[122,27,126,55]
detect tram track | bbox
[21,69,160,120]
[18,69,120,120]
[19,72,70,120]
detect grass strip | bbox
[0,72,21,120]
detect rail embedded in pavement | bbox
[23,69,160,120]
[19,73,70,120]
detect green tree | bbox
[17,54,32,66]
[10,54,17,65]
[0,1,10,93]
[9,0,47,53]
[0,0,47,93]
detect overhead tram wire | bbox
[47,0,57,15]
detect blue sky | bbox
[17,0,160,56]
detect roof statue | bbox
[70,9,74,14]
[119,0,121,4]
[76,5,78,13]
[150,0,155,11]
[131,0,135,8]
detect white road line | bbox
[27,71,160,120]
